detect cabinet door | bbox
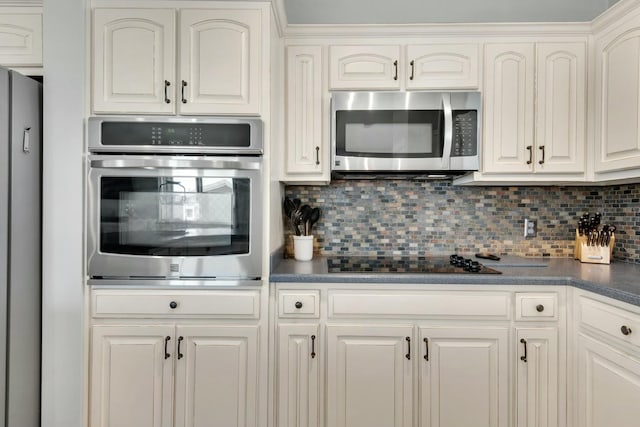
[0,8,42,67]
[419,327,509,427]
[92,8,175,114]
[174,325,259,427]
[179,9,262,115]
[594,26,640,172]
[329,45,401,90]
[577,334,640,427]
[327,325,413,427]
[89,325,174,427]
[535,43,586,174]
[284,45,327,181]
[277,324,320,427]
[516,328,559,427]
[483,43,535,173]
[406,44,479,89]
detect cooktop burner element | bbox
[327,254,502,274]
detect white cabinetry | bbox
[326,325,413,427]
[575,292,640,427]
[283,45,328,182]
[92,6,265,115]
[594,9,640,176]
[481,42,586,178]
[0,7,42,70]
[328,43,479,90]
[419,327,509,427]
[89,289,261,427]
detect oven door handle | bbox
[441,93,453,169]
[89,156,262,171]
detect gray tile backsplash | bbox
[283,180,640,263]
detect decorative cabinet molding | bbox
[594,19,640,174]
[406,44,479,89]
[476,41,586,182]
[329,45,401,90]
[92,8,176,114]
[0,7,42,68]
[283,45,329,182]
[92,6,265,115]
[329,43,479,90]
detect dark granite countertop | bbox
[270,256,640,307]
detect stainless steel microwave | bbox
[331,91,481,176]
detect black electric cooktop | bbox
[327,254,502,274]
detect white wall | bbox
[41,0,86,426]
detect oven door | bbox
[87,155,263,280]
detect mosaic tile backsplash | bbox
[283,180,640,263]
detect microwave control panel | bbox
[451,110,478,157]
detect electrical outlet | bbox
[524,219,537,237]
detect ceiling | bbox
[282,0,620,25]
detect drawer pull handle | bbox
[423,337,429,361]
[169,301,178,309]
[520,338,527,363]
[536,304,544,312]
[311,335,316,359]
[177,336,184,359]
[621,325,633,336]
[164,336,171,360]
[294,301,303,309]
[405,337,411,360]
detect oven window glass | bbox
[99,176,251,256]
[336,110,444,158]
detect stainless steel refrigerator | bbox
[0,67,42,426]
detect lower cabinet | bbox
[275,286,565,427]
[326,325,413,427]
[90,324,259,427]
[420,327,509,427]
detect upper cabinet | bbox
[92,6,266,115]
[0,7,43,70]
[478,41,586,180]
[594,9,640,175]
[328,43,479,90]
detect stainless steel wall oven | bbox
[87,117,263,283]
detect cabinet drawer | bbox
[515,293,557,321]
[278,290,320,318]
[328,290,510,319]
[92,289,260,319]
[579,296,640,348]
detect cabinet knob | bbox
[536,304,544,312]
[294,301,303,309]
[169,301,178,309]
[621,325,632,336]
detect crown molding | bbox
[271,0,287,37]
[281,21,593,39]
[591,0,640,34]
[0,0,42,5]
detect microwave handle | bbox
[441,93,453,169]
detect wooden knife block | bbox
[574,229,615,264]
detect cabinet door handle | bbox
[315,146,320,165]
[393,60,398,81]
[520,338,527,363]
[538,145,545,165]
[405,337,411,360]
[177,336,184,359]
[409,60,415,80]
[423,337,429,361]
[169,301,178,309]
[311,335,316,359]
[621,325,633,336]
[164,80,171,104]
[164,336,171,360]
[536,304,544,312]
[181,80,188,104]
[526,145,533,165]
